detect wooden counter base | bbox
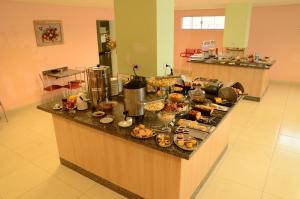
[60,146,227,199]
[52,113,231,199]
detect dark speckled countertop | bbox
[188,59,276,69]
[37,96,237,160]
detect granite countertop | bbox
[37,96,236,160]
[188,59,276,69]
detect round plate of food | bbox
[174,133,198,151]
[156,133,173,148]
[131,124,156,139]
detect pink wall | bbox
[0,1,113,110]
[247,5,300,82]
[174,5,300,82]
[174,9,225,68]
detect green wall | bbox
[156,0,174,76]
[223,4,252,48]
[114,0,174,77]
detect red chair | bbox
[39,74,63,92]
[39,74,63,102]
[64,67,86,90]
[180,49,201,58]
[64,81,81,89]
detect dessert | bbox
[144,101,164,112]
[177,140,184,146]
[233,87,243,95]
[163,102,188,113]
[214,97,222,104]
[188,110,202,121]
[156,133,172,147]
[158,112,175,123]
[131,124,154,138]
[163,103,178,112]
[176,102,188,112]
[177,119,208,132]
[173,86,183,92]
[169,93,184,102]
[147,77,177,87]
[193,105,214,116]
[175,133,198,150]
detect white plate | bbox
[92,111,105,117]
[174,134,198,151]
[118,120,132,127]
[100,117,114,124]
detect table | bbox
[43,67,84,79]
[37,96,239,199]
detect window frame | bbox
[181,16,225,30]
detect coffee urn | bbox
[87,65,111,106]
[123,77,147,117]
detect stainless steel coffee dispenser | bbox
[87,65,111,106]
[123,77,146,117]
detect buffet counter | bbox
[37,96,238,199]
[179,60,276,101]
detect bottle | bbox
[62,97,67,111]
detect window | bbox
[181,16,225,30]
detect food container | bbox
[192,105,214,116]
[87,65,111,106]
[110,77,120,96]
[189,87,206,103]
[123,77,147,117]
[218,82,244,103]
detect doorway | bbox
[96,20,118,76]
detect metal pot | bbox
[123,87,146,117]
[218,82,244,103]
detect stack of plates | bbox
[111,77,119,96]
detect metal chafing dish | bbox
[218,82,245,103]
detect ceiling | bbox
[6,0,300,9]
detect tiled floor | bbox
[0,81,300,199]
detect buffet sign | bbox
[33,20,64,47]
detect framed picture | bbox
[33,20,64,47]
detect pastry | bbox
[169,93,184,102]
[188,110,202,121]
[214,97,222,104]
[185,142,193,148]
[193,105,214,116]
[173,86,183,92]
[177,133,184,140]
[138,124,145,129]
[144,101,164,112]
[147,77,177,87]
[177,140,184,146]
[156,134,171,147]
[194,124,208,132]
[177,119,208,132]
[131,125,153,138]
